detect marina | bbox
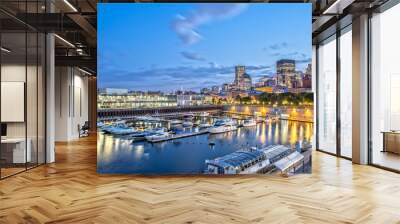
[97,110,313,174]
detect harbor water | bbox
[97,116,313,174]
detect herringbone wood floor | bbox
[1,135,400,224]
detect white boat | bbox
[103,123,136,135]
[199,123,212,129]
[243,119,257,127]
[169,119,183,125]
[199,112,209,117]
[97,121,105,128]
[145,132,170,141]
[145,127,167,135]
[182,121,193,127]
[209,119,237,134]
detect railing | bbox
[97,105,224,121]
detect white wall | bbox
[54,67,89,141]
[1,65,26,138]
[1,63,46,164]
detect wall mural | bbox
[97,3,313,175]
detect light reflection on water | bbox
[97,120,313,174]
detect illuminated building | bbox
[98,92,177,109]
[234,65,252,91]
[276,59,295,87]
[177,94,205,106]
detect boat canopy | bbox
[274,151,304,173]
[206,150,265,169]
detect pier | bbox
[147,129,210,143]
[98,105,223,121]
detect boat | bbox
[205,145,292,174]
[199,112,210,117]
[209,119,237,134]
[145,127,167,135]
[129,131,153,141]
[243,119,257,127]
[169,119,183,125]
[97,121,105,128]
[198,123,212,129]
[102,123,136,135]
[182,121,193,127]
[145,132,171,141]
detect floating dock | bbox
[147,129,210,143]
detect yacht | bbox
[182,121,194,127]
[102,123,136,135]
[145,132,171,141]
[169,119,183,125]
[209,119,237,134]
[97,121,105,128]
[243,119,257,127]
[198,123,212,129]
[145,127,167,135]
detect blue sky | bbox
[98,3,311,92]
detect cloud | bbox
[181,51,206,61]
[171,3,248,45]
[269,42,288,50]
[268,51,311,64]
[296,58,312,64]
[99,63,272,92]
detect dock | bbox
[148,129,210,143]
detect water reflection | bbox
[97,120,313,174]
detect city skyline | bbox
[98,3,312,92]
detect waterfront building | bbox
[255,86,274,93]
[98,92,177,109]
[176,94,205,106]
[256,76,277,88]
[273,85,289,93]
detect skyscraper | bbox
[234,65,252,91]
[276,59,295,87]
[234,65,246,86]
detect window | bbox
[317,35,337,154]
[339,27,352,158]
[0,1,46,179]
[370,3,400,171]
